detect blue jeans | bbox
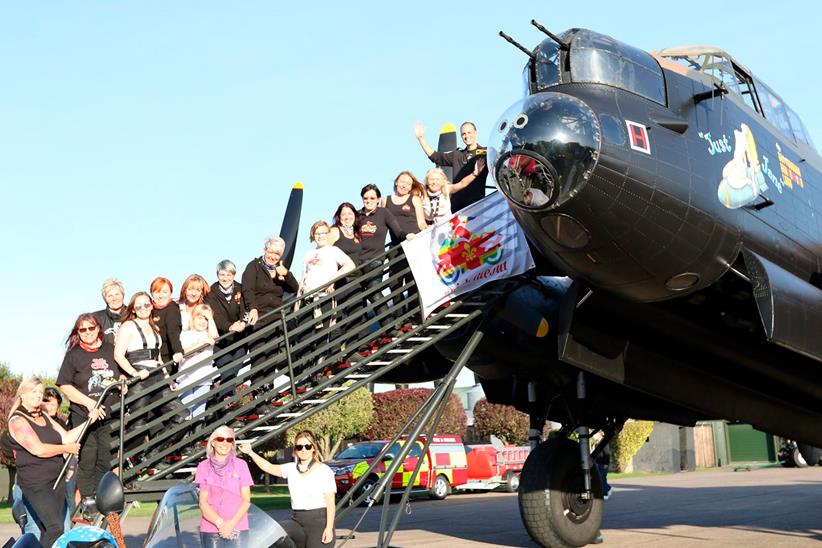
[12,482,41,538]
[596,463,611,495]
[200,530,249,547]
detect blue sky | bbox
[2,1,820,378]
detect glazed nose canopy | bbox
[489,92,601,210]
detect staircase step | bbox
[301,399,327,404]
[445,313,470,318]
[323,387,347,391]
[252,426,279,432]
[280,412,304,417]
[387,349,412,354]
[347,374,370,379]
[407,337,431,342]
[368,361,392,366]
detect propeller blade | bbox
[437,123,457,183]
[279,182,303,269]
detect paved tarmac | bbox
[2,466,820,546]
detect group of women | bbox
[7,167,478,547]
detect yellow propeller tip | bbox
[440,123,457,133]
[293,182,304,189]
[536,318,550,338]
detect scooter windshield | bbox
[144,483,292,548]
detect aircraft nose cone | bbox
[489,92,601,210]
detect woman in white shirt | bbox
[423,160,486,225]
[299,220,356,331]
[178,304,218,418]
[240,431,336,547]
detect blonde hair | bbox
[206,425,236,457]
[189,303,213,330]
[101,278,125,299]
[424,167,451,196]
[309,220,330,242]
[9,377,45,419]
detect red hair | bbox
[150,276,173,294]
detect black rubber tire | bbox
[428,474,450,500]
[798,444,822,466]
[504,471,520,493]
[518,437,604,547]
[357,476,380,506]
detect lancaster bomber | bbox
[426,22,822,547]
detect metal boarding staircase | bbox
[106,244,496,503]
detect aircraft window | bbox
[702,55,740,94]
[533,39,562,91]
[570,32,665,105]
[786,106,816,150]
[734,70,760,113]
[755,80,795,141]
[522,63,531,96]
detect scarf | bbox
[261,256,278,272]
[219,283,235,301]
[79,341,101,352]
[209,453,234,477]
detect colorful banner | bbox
[402,192,535,317]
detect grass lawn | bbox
[0,485,291,524]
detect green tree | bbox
[0,362,21,381]
[286,385,373,459]
[365,388,466,440]
[611,420,655,472]
[472,398,529,445]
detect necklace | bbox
[20,405,42,419]
[340,225,354,238]
[297,460,314,474]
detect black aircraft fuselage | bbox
[431,28,822,447]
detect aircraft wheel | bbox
[798,444,822,466]
[792,448,809,468]
[518,437,603,547]
[504,471,520,493]
[429,474,450,500]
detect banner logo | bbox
[402,193,535,318]
[436,215,503,286]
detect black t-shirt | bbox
[359,207,406,262]
[152,304,183,363]
[57,342,121,419]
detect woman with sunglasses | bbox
[196,425,252,546]
[115,292,175,436]
[57,313,122,505]
[240,431,336,547]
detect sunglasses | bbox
[78,326,98,333]
[295,443,313,451]
[135,303,153,311]
[213,437,234,443]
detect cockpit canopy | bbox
[523,31,815,152]
[525,28,666,106]
[657,45,815,150]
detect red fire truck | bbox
[329,435,528,501]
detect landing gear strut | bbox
[519,372,617,547]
